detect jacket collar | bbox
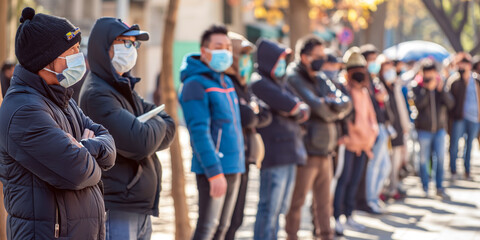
[12,65,73,109]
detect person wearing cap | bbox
[322,49,342,82]
[414,59,454,199]
[224,32,272,240]
[285,35,351,240]
[333,47,378,236]
[79,17,175,239]
[179,25,245,240]
[250,38,310,240]
[447,52,480,181]
[0,7,116,240]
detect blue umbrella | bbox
[383,40,451,62]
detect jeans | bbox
[106,210,152,240]
[417,129,446,192]
[286,156,333,240]
[192,174,241,240]
[449,119,479,175]
[225,165,250,240]
[388,146,404,195]
[366,124,391,204]
[254,164,296,240]
[333,150,367,219]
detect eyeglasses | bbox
[115,39,141,49]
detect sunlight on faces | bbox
[300,45,325,73]
[200,34,232,63]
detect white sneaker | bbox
[335,219,344,236]
[367,201,384,215]
[346,217,365,231]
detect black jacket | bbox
[0,65,116,239]
[251,39,308,169]
[413,85,455,132]
[229,74,272,164]
[447,72,480,121]
[79,18,175,216]
[1,73,10,97]
[287,63,352,156]
[384,82,405,146]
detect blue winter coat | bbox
[0,65,116,239]
[251,39,308,169]
[179,54,245,178]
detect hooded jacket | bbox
[179,54,245,178]
[251,39,308,169]
[287,62,352,156]
[79,17,175,216]
[0,65,116,239]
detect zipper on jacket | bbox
[215,128,224,158]
[54,205,60,238]
[430,91,437,132]
[220,74,242,158]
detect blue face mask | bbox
[43,52,87,88]
[323,70,338,81]
[206,49,233,72]
[274,59,286,78]
[368,62,381,75]
[239,54,253,79]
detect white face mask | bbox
[383,68,397,83]
[111,44,138,74]
[43,52,87,88]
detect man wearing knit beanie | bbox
[0,7,116,240]
[79,17,175,240]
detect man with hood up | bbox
[79,18,176,239]
[250,38,310,240]
[0,7,116,240]
[179,24,245,240]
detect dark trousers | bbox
[192,173,241,240]
[333,150,367,219]
[225,165,250,240]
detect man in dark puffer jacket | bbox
[0,7,116,240]
[79,17,175,239]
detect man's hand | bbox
[82,129,95,140]
[209,174,227,198]
[66,133,83,148]
[436,78,444,92]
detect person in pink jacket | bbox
[333,47,378,236]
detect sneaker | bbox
[450,173,458,182]
[367,201,383,215]
[346,217,365,231]
[436,190,451,201]
[465,173,473,181]
[335,219,344,236]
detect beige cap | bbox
[344,47,367,69]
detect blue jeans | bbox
[366,124,391,204]
[333,150,367,219]
[254,164,296,240]
[449,119,479,175]
[106,210,152,240]
[417,129,446,192]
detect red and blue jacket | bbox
[179,54,245,178]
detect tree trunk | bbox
[362,2,387,50]
[156,0,191,239]
[288,0,310,52]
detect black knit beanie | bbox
[15,7,81,73]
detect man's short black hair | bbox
[1,61,15,72]
[360,44,378,60]
[200,24,228,47]
[422,59,437,72]
[296,35,323,58]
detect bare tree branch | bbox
[449,0,462,20]
[456,1,469,35]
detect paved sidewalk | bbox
[152,128,480,240]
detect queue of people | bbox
[0,6,479,240]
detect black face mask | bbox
[423,77,433,83]
[311,58,325,72]
[459,68,466,76]
[352,72,365,83]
